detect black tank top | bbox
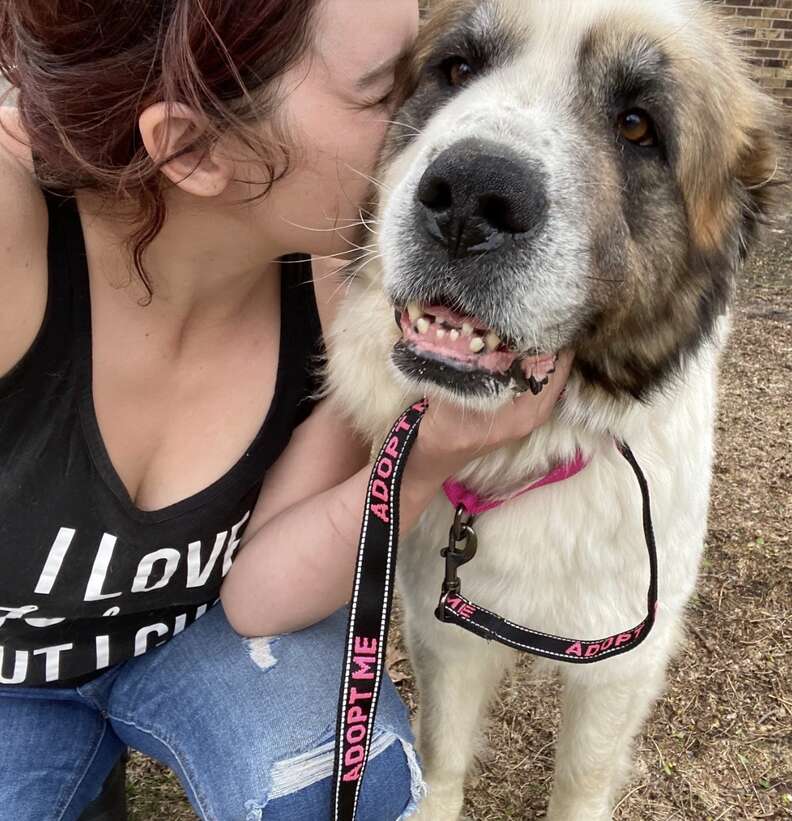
[0,191,323,687]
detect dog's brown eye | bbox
[443,57,474,88]
[617,109,657,147]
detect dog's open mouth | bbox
[393,302,558,396]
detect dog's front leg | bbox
[408,627,514,821]
[547,658,667,821]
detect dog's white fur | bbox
[330,263,722,821]
[327,1,776,818]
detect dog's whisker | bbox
[342,164,392,192]
[339,235,378,255]
[280,251,354,265]
[377,118,422,136]
[309,262,358,283]
[279,217,370,234]
[330,254,385,301]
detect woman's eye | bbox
[442,57,475,88]
[375,86,396,106]
[617,108,658,148]
[361,86,396,109]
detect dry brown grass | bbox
[127,193,792,821]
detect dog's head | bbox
[360,0,783,409]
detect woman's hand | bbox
[408,350,574,484]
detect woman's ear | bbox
[138,102,235,197]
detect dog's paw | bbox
[409,786,465,821]
[410,803,462,821]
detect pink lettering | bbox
[385,437,400,459]
[395,419,411,433]
[446,596,463,612]
[346,724,366,745]
[352,638,377,680]
[615,632,633,647]
[371,480,389,503]
[343,764,363,782]
[370,504,389,524]
[348,687,373,705]
[412,400,429,413]
[565,642,583,657]
[354,637,378,655]
[352,656,375,680]
[599,637,614,652]
[584,643,601,658]
[347,706,368,725]
[460,604,476,619]
[345,746,365,767]
[376,458,393,480]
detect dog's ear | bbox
[734,115,788,260]
[683,59,787,269]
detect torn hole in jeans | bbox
[243,732,425,820]
[244,636,279,671]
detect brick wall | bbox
[713,0,792,115]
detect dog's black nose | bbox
[416,138,548,259]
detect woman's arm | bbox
[220,353,573,637]
[220,399,440,637]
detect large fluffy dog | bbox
[327,1,782,818]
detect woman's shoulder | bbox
[0,106,50,380]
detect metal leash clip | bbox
[440,505,478,598]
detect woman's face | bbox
[244,0,421,259]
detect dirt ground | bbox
[127,189,792,820]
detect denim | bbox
[0,605,424,821]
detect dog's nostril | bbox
[478,194,527,235]
[417,174,453,213]
[415,138,548,258]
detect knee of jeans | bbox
[243,730,425,821]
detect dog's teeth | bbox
[469,336,486,354]
[462,322,474,337]
[449,330,460,342]
[436,328,447,339]
[485,333,501,352]
[408,303,425,323]
[416,317,431,334]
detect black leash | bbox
[332,400,428,821]
[436,440,658,663]
[332,404,658,820]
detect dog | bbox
[326,1,783,818]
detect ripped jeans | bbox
[0,604,424,820]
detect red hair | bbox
[0,0,320,294]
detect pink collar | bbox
[443,450,591,517]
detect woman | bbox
[0,1,571,819]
